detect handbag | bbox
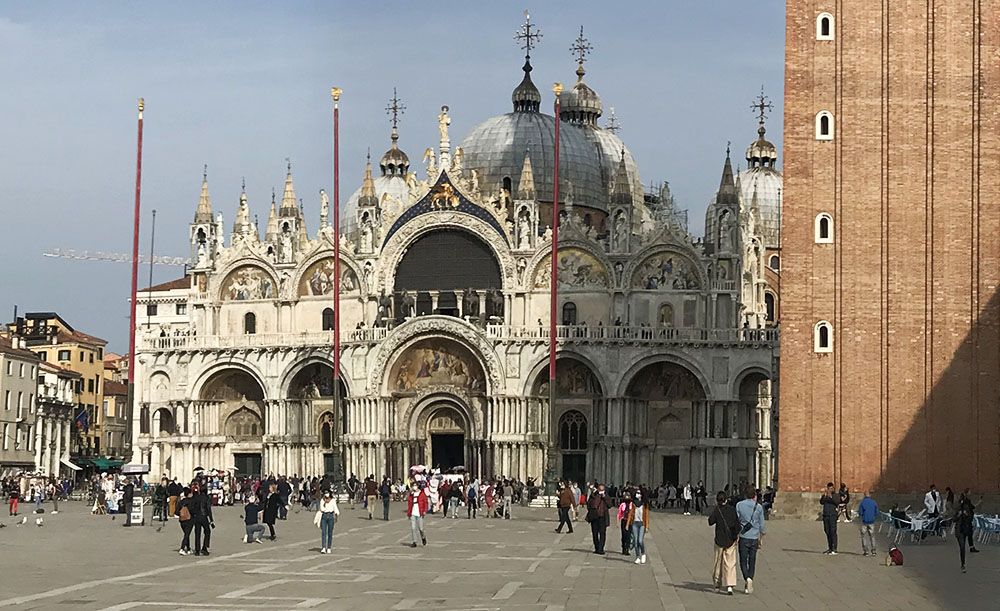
[179,505,191,521]
[739,500,759,535]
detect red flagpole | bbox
[546,84,562,491]
[549,85,562,387]
[127,98,144,461]
[331,87,345,485]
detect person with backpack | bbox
[955,489,980,573]
[380,477,392,521]
[177,487,194,555]
[820,482,839,554]
[857,491,878,556]
[466,479,479,519]
[709,491,740,595]
[736,486,765,594]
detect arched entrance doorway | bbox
[427,405,466,470]
[200,368,266,476]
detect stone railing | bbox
[140,327,389,352]
[486,324,779,346]
[141,323,777,352]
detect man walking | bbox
[820,482,839,554]
[365,475,378,520]
[857,491,878,557]
[121,479,135,527]
[555,482,574,534]
[736,486,765,594]
[586,483,611,554]
[346,474,359,509]
[167,479,181,518]
[407,483,428,548]
[190,484,214,556]
[380,477,392,521]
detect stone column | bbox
[429,291,440,313]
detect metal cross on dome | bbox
[570,26,593,66]
[751,86,774,125]
[385,87,405,131]
[515,10,543,58]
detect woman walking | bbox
[314,489,340,554]
[177,487,194,555]
[617,492,633,555]
[709,491,740,594]
[263,484,283,540]
[628,490,650,564]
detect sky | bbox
[0,1,784,352]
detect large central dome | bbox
[460,112,608,210]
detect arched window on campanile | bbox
[815,213,833,243]
[814,320,833,353]
[816,111,834,140]
[816,13,834,40]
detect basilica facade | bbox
[130,25,780,493]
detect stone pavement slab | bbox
[0,503,994,610]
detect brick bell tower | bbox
[780,1,1000,508]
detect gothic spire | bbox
[358,151,379,208]
[265,190,278,242]
[516,151,536,200]
[194,165,213,223]
[280,160,298,217]
[611,149,633,206]
[716,144,739,207]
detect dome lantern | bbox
[379,88,409,176]
[560,26,603,127]
[512,11,543,113]
[746,87,778,169]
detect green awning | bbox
[90,457,125,471]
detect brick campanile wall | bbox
[781,1,1000,495]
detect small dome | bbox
[512,60,542,113]
[560,66,603,126]
[343,173,410,235]
[746,124,778,168]
[379,141,409,177]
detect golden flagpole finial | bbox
[138,97,145,117]
[553,82,563,97]
[331,87,342,103]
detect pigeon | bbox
[18,516,27,526]
[35,517,43,527]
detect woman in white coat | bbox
[314,489,341,554]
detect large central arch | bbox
[367,316,504,394]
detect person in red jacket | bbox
[406,483,429,548]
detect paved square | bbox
[0,502,994,610]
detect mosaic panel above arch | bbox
[533,247,610,289]
[389,338,486,393]
[220,265,276,301]
[298,257,360,297]
[626,361,706,401]
[631,251,701,290]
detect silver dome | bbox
[342,174,410,234]
[459,112,609,211]
[587,127,644,205]
[738,167,782,249]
